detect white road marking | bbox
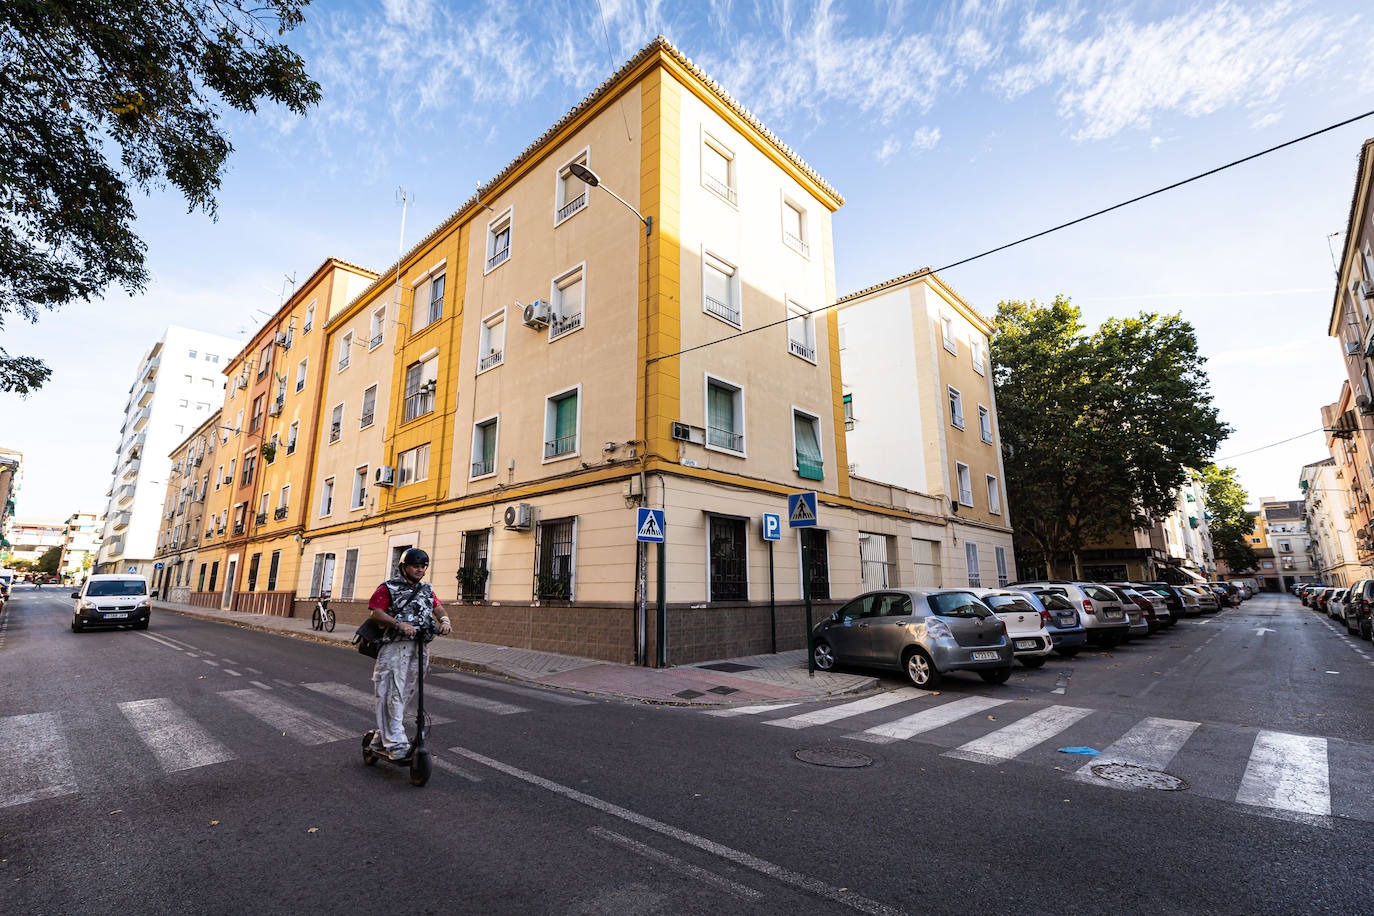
[764,689,921,730]
[588,826,763,901]
[945,705,1096,763]
[219,688,352,744]
[303,682,451,725]
[434,671,594,705]
[118,698,234,772]
[1235,731,1330,821]
[423,684,528,716]
[154,634,199,651]
[223,669,242,677]
[450,746,902,916]
[850,695,1009,745]
[1075,716,1200,787]
[0,713,78,808]
[202,659,219,667]
[705,702,804,717]
[250,681,273,691]
[245,668,263,675]
[220,659,238,666]
[138,632,184,651]
[431,757,482,782]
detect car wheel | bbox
[813,639,836,671]
[979,667,1012,685]
[903,648,942,690]
[1055,647,1080,658]
[1019,657,1047,669]
[135,619,149,630]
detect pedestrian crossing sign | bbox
[636,508,666,543]
[788,492,818,527]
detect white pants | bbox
[372,639,428,751]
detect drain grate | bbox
[699,662,760,673]
[1089,762,1188,790]
[795,747,873,768]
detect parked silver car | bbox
[1008,581,1131,647]
[812,588,1014,689]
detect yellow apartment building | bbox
[153,411,221,599]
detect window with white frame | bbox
[258,492,269,522]
[544,387,580,460]
[948,387,964,429]
[792,408,823,481]
[414,268,445,331]
[978,404,992,443]
[701,133,736,205]
[550,264,584,339]
[403,355,437,422]
[368,305,386,349]
[705,376,744,453]
[340,548,359,600]
[398,443,430,486]
[843,393,854,430]
[329,403,343,444]
[478,310,505,372]
[296,357,308,392]
[555,150,589,224]
[787,298,816,362]
[320,477,334,516]
[956,462,973,506]
[278,485,290,514]
[486,208,512,272]
[337,331,352,371]
[360,384,377,429]
[781,197,809,257]
[303,301,315,333]
[941,314,957,354]
[966,542,982,587]
[472,416,499,478]
[235,407,243,433]
[287,420,299,455]
[702,251,740,327]
[971,337,986,375]
[994,545,1009,587]
[351,466,368,510]
[986,475,1001,514]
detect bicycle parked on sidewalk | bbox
[311,592,336,632]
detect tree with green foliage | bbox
[36,546,62,575]
[991,296,1231,577]
[1198,464,1259,573]
[0,0,320,395]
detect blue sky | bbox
[6,0,1374,519]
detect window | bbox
[351,466,368,510]
[267,550,281,590]
[414,269,445,331]
[942,314,957,354]
[843,394,854,431]
[207,561,219,592]
[215,466,223,491]
[287,420,299,455]
[708,515,747,600]
[207,353,219,363]
[702,252,740,327]
[535,517,575,600]
[550,264,584,339]
[403,356,437,422]
[948,387,964,429]
[197,563,207,591]
[257,342,272,380]
[859,533,895,590]
[320,477,334,516]
[337,331,352,371]
[303,301,315,333]
[781,197,808,256]
[189,350,198,359]
[701,133,736,205]
[296,357,308,392]
[235,408,243,433]
[555,150,589,224]
[1279,540,1291,553]
[178,398,189,408]
[793,409,824,481]
[971,338,986,375]
[472,416,499,478]
[986,475,1001,514]
[1250,537,1261,545]
[459,529,490,599]
[705,376,744,453]
[227,458,237,485]
[329,403,344,444]
[369,305,386,349]
[249,394,264,433]
[340,548,359,600]
[956,462,973,506]
[966,542,982,587]
[240,453,258,487]
[257,492,269,523]
[544,387,580,460]
[801,529,829,599]
[912,538,943,587]
[360,384,377,428]
[277,485,290,519]
[978,405,993,443]
[486,208,512,272]
[786,298,816,362]
[309,552,336,598]
[398,443,430,485]
[478,310,505,372]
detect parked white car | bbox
[974,589,1056,668]
[1328,588,1348,622]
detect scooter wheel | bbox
[409,748,431,787]
[362,732,378,766]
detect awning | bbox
[1177,566,1207,583]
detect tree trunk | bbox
[1072,550,1084,580]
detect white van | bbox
[1228,578,1258,599]
[71,574,150,632]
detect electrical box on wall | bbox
[623,477,642,498]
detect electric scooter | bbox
[362,622,433,787]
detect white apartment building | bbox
[60,512,103,580]
[95,326,239,575]
[6,519,66,566]
[1159,469,1215,581]
[1301,458,1361,585]
[0,447,20,557]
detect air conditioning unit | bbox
[671,421,705,445]
[1361,280,1374,300]
[1360,394,1373,413]
[522,300,551,329]
[223,474,233,485]
[267,399,284,417]
[503,502,532,530]
[374,465,395,487]
[1347,340,1362,356]
[275,332,290,349]
[235,375,248,390]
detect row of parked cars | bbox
[1297,583,1373,640]
[812,578,1244,689]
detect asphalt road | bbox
[2,587,1371,914]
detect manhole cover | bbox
[1089,762,1187,790]
[795,747,873,768]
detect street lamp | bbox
[566,163,652,236]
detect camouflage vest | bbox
[380,576,436,642]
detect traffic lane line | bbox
[587,826,763,902]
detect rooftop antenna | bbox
[474,181,495,213]
[393,187,410,316]
[1327,231,1342,280]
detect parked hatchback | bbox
[975,590,1057,668]
[1021,589,1089,657]
[812,588,1014,689]
[1008,581,1131,647]
[71,574,151,632]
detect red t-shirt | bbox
[367,583,442,612]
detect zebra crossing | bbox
[706,691,1370,825]
[0,673,576,811]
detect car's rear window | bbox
[1035,592,1075,611]
[984,596,1037,614]
[1082,585,1118,602]
[86,580,147,597]
[927,592,992,618]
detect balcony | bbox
[478,350,503,372]
[404,386,435,423]
[556,192,587,223]
[329,422,341,444]
[130,406,151,431]
[255,512,267,526]
[135,380,155,407]
[486,245,510,271]
[472,458,494,477]
[549,312,582,340]
[111,511,131,531]
[544,435,577,459]
[115,484,136,506]
[120,457,141,480]
[142,356,160,382]
[104,537,124,556]
[369,332,383,349]
[707,426,743,452]
[703,174,736,205]
[783,230,810,257]
[274,506,289,521]
[233,522,245,535]
[788,338,816,362]
[704,295,740,327]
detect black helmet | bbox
[400,547,429,568]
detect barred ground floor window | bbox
[708,515,747,600]
[536,518,575,600]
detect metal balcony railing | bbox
[550,312,582,339]
[471,458,494,477]
[707,426,743,451]
[487,246,510,271]
[544,435,577,459]
[479,350,503,371]
[788,338,816,361]
[255,512,267,526]
[556,192,587,222]
[274,506,288,520]
[703,174,736,204]
[783,231,809,257]
[704,295,739,326]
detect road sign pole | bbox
[803,534,814,677]
[656,540,666,667]
[768,540,776,654]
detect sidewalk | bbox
[152,599,877,707]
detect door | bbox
[865,593,916,665]
[823,594,878,663]
[221,558,237,610]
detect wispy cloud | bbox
[876,136,902,164]
[912,125,942,150]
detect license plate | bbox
[105,612,128,619]
[1058,615,1077,626]
[971,650,1000,661]
[1014,639,1037,650]
[1104,609,1123,620]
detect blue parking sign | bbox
[761,513,781,541]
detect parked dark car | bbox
[1143,582,1193,620]
[1344,580,1373,639]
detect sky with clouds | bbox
[5,0,1374,520]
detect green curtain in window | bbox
[556,394,578,442]
[794,414,824,480]
[481,424,496,462]
[708,385,735,447]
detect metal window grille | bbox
[859,534,895,590]
[246,554,260,591]
[802,529,830,600]
[535,519,574,599]
[708,517,748,601]
[460,530,490,599]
